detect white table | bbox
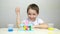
[0,28,60,34]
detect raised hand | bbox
[15,7,20,28]
[15,7,20,16]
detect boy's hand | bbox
[32,25,40,29]
[15,7,20,16]
[33,25,40,28]
[33,23,48,29]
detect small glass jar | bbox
[48,23,54,30]
[8,24,14,32]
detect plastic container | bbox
[48,23,54,30]
[8,24,14,32]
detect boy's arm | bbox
[16,14,20,28]
[15,7,20,28]
[33,23,48,29]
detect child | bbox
[16,4,48,29]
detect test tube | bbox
[28,24,33,31]
[23,26,26,31]
[20,24,24,31]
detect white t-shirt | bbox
[22,18,44,26]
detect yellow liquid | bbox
[23,26,26,30]
[48,27,54,30]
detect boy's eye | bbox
[33,14,35,15]
[28,13,31,15]
[28,13,36,15]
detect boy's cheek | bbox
[33,16,37,18]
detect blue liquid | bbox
[8,29,13,32]
[8,27,13,32]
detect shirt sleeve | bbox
[38,18,44,24]
[21,19,28,24]
[21,20,26,24]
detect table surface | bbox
[0,28,60,34]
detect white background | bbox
[0,0,60,29]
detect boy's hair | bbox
[27,4,39,14]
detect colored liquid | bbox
[23,26,26,31]
[8,27,13,32]
[48,27,54,30]
[29,26,31,30]
[8,29,13,32]
[20,23,32,31]
[23,26,32,31]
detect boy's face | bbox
[27,9,38,21]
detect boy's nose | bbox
[30,15,34,18]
